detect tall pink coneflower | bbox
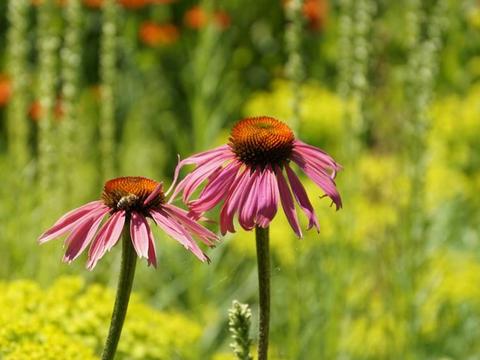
[39,176,218,360]
[171,116,342,360]
[171,116,342,237]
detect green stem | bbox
[255,226,270,360]
[101,222,137,360]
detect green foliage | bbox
[0,277,202,359]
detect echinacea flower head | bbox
[39,177,217,269]
[171,116,342,238]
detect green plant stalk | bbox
[285,0,304,133]
[255,226,270,360]
[6,0,30,167]
[100,0,118,179]
[101,222,137,360]
[37,0,60,195]
[60,0,82,208]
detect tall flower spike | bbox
[39,176,218,269]
[170,116,342,237]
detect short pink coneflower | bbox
[170,116,342,237]
[39,176,217,269]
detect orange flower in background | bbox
[83,0,173,9]
[214,10,231,30]
[29,98,64,122]
[150,0,176,4]
[303,0,328,31]
[139,22,179,46]
[32,0,67,6]
[0,76,12,108]
[83,0,103,8]
[283,0,329,31]
[29,101,42,121]
[184,6,207,29]
[184,5,231,30]
[118,0,149,9]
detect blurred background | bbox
[1,0,480,359]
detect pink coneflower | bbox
[170,116,342,237]
[39,176,217,269]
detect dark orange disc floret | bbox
[102,176,165,212]
[229,116,295,167]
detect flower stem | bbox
[101,223,137,360]
[255,226,270,360]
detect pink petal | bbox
[238,170,261,231]
[189,161,240,216]
[130,212,150,259]
[146,222,157,267]
[144,182,163,206]
[63,207,109,263]
[166,145,233,196]
[38,201,106,244]
[292,140,342,176]
[150,209,209,262]
[275,166,302,238]
[87,210,125,270]
[219,168,250,235]
[181,165,224,203]
[285,164,320,232]
[104,211,126,252]
[162,204,218,246]
[291,152,342,210]
[169,159,225,204]
[256,166,279,228]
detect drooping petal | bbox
[166,145,234,196]
[169,156,227,203]
[219,168,250,235]
[292,140,342,176]
[162,204,218,246]
[150,209,209,262]
[285,164,320,232]
[38,201,106,244]
[130,212,150,259]
[63,207,110,263]
[275,166,302,238]
[87,210,126,270]
[104,211,126,252]
[181,165,224,203]
[238,170,261,231]
[256,166,279,228]
[291,152,342,210]
[176,145,230,168]
[189,161,240,216]
[146,222,157,267]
